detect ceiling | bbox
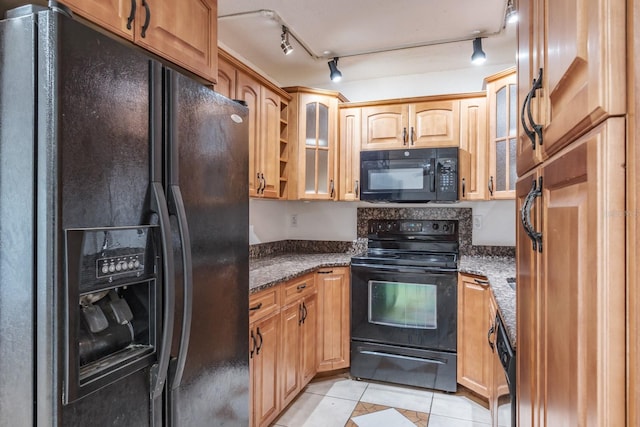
[218,0,518,88]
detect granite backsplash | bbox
[250,206,514,258]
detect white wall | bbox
[314,63,515,103]
[250,199,516,246]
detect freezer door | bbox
[164,68,250,426]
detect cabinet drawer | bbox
[249,286,280,323]
[282,273,317,306]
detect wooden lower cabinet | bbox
[516,118,626,426]
[457,273,492,398]
[249,311,280,427]
[317,267,350,372]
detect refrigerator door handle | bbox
[149,182,176,399]
[168,184,193,391]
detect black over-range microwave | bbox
[360,147,459,202]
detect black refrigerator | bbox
[0,4,249,426]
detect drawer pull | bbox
[249,302,263,311]
[474,278,489,287]
[317,270,333,275]
[296,284,307,291]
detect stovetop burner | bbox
[352,219,459,270]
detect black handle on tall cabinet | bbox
[141,0,151,38]
[126,0,136,29]
[520,176,543,252]
[149,183,175,400]
[527,69,544,146]
[167,185,193,391]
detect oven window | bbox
[368,168,424,190]
[368,280,437,329]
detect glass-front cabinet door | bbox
[286,88,339,200]
[486,68,517,199]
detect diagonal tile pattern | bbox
[271,374,491,427]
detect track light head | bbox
[328,57,342,82]
[471,37,487,65]
[280,26,293,55]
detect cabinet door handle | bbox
[487,324,496,352]
[520,176,543,252]
[299,303,304,325]
[488,176,494,196]
[330,179,335,198]
[256,327,263,355]
[249,302,263,312]
[141,0,151,38]
[302,302,307,324]
[461,177,466,198]
[355,180,359,197]
[126,0,136,30]
[527,68,544,147]
[402,127,407,145]
[410,126,415,145]
[474,278,489,287]
[250,330,257,358]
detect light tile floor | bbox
[272,373,492,427]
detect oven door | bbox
[350,264,457,352]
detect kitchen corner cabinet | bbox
[360,99,460,150]
[249,287,281,427]
[63,0,218,83]
[458,96,488,200]
[316,267,350,371]
[457,273,492,399]
[218,52,291,199]
[485,68,517,199]
[488,296,510,427]
[515,118,626,427]
[338,107,361,201]
[280,274,317,408]
[517,0,626,176]
[285,87,342,200]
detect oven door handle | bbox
[352,264,458,274]
[360,350,447,365]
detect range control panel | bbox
[367,219,457,236]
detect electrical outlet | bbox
[290,214,298,228]
[473,215,482,229]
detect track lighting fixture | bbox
[505,0,518,24]
[471,37,486,65]
[328,57,342,82]
[280,26,293,55]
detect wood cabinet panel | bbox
[300,293,318,384]
[134,0,217,82]
[280,303,301,408]
[216,57,236,100]
[259,86,281,199]
[361,104,408,150]
[338,107,361,201]
[62,0,134,40]
[457,274,492,398]
[410,101,460,147]
[237,71,261,197]
[250,312,279,427]
[317,268,350,372]
[458,97,487,200]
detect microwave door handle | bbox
[430,159,436,193]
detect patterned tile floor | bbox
[271,373,493,427]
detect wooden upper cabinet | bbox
[64,0,218,83]
[486,69,517,200]
[259,87,281,199]
[236,71,262,197]
[360,99,460,150]
[61,0,135,40]
[517,0,626,174]
[338,107,361,201]
[216,57,236,100]
[410,100,460,147]
[458,96,487,200]
[286,87,340,201]
[361,104,408,150]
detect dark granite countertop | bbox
[249,253,352,293]
[459,256,517,348]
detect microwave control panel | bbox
[437,157,457,193]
